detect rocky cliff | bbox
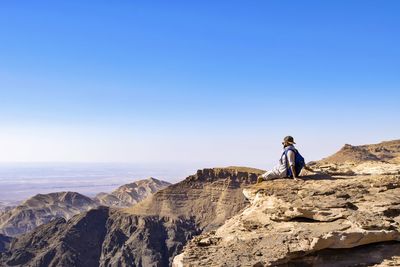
[94,177,171,207]
[0,191,98,237]
[173,140,400,267]
[174,173,400,266]
[0,167,262,267]
[125,167,263,230]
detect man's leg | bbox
[258,170,280,183]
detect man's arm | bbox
[290,165,298,179]
[287,150,298,180]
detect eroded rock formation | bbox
[173,174,400,266]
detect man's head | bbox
[282,136,296,147]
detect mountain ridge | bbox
[0,177,171,237]
[0,191,98,237]
[0,167,262,266]
[310,139,400,176]
[94,177,171,207]
[318,139,400,164]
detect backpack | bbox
[282,148,305,177]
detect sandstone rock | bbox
[174,174,400,266]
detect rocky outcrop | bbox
[0,234,12,253]
[173,173,400,266]
[0,192,98,237]
[0,167,263,267]
[94,177,171,207]
[125,167,263,230]
[310,139,400,176]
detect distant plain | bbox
[0,163,194,204]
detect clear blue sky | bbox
[0,1,399,169]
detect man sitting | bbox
[257,136,310,182]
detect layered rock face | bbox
[126,167,263,230]
[94,177,171,207]
[173,173,400,266]
[0,167,262,267]
[0,192,98,237]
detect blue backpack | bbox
[282,148,305,177]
